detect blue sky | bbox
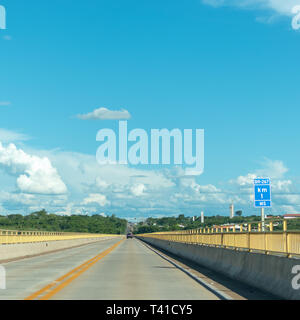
[0,0,300,219]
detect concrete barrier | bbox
[0,236,120,263]
[138,236,300,300]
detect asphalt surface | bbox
[0,238,220,300]
[0,237,121,300]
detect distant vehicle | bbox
[127,232,134,239]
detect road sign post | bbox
[254,178,271,232]
[261,207,265,231]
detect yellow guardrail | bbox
[0,229,120,245]
[139,220,300,258]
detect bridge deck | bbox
[0,238,273,300]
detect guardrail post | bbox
[247,224,251,252]
[283,220,290,257]
[248,232,251,252]
[283,220,287,232]
[269,222,273,232]
[264,226,268,254]
[221,232,224,247]
[286,232,291,258]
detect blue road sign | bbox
[254,178,271,208]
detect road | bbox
[0,237,221,300]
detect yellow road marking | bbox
[25,239,124,300]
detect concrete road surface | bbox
[0,238,220,300]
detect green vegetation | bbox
[2,211,299,235]
[134,214,262,234]
[282,218,300,231]
[133,214,300,234]
[0,210,127,234]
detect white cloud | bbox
[231,159,289,187]
[171,175,229,206]
[0,190,69,215]
[54,202,86,216]
[202,0,299,17]
[256,158,288,179]
[130,183,146,196]
[0,143,67,195]
[3,143,299,218]
[230,159,300,213]
[0,129,30,142]
[0,192,35,206]
[28,148,255,215]
[82,193,110,206]
[95,177,109,189]
[77,107,131,120]
[38,149,174,194]
[233,173,257,187]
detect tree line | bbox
[134,214,266,234]
[0,210,127,235]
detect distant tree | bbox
[235,211,243,217]
[0,210,127,234]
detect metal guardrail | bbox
[0,229,120,245]
[139,220,300,258]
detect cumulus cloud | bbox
[30,148,252,215]
[0,192,35,207]
[231,159,290,188]
[256,159,288,179]
[39,149,174,194]
[0,129,30,142]
[130,184,146,196]
[54,202,86,216]
[171,175,230,206]
[4,144,299,217]
[0,190,69,215]
[82,193,110,206]
[230,159,300,213]
[0,143,67,195]
[77,107,131,120]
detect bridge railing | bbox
[0,229,120,245]
[139,220,300,258]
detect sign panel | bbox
[254,178,271,208]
